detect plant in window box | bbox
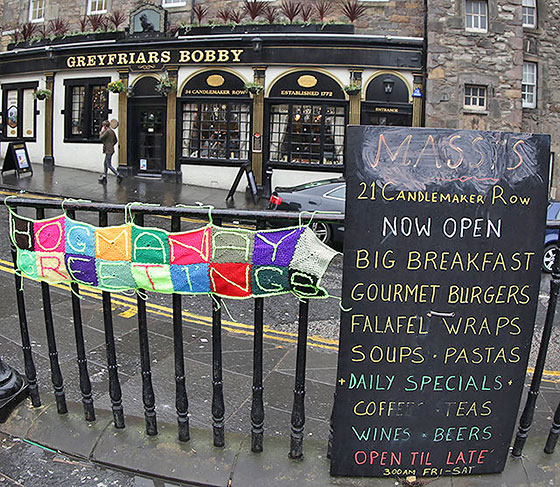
[107,80,126,93]
[245,82,264,95]
[344,84,361,95]
[155,72,175,96]
[33,89,52,101]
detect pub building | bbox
[0,14,423,194]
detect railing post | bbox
[66,209,95,422]
[289,298,309,459]
[171,215,190,442]
[36,208,67,415]
[99,211,125,429]
[10,230,41,407]
[545,399,560,454]
[512,243,560,456]
[134,213,157,436]
[212,218,225,448]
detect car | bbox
[268,178,346,246]
[544,201,560,273]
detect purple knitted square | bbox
[253,227,304,266]
[65,254,98,286]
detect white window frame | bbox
[162,0,187,7]
[465,0,488,32]
[464,84,487,110]
[87,0,108,14]
[29,0,45,23]
[522,0,537,27]
[522,62,537,109]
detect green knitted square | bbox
[131,263,174,293]
[132,226,170,264]
[17,249,38,280]
[96,260,136,291]
[211,227,254,264]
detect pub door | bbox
[129,102,166,175]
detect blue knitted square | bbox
[65,219,96,257]
[170,264,210,294]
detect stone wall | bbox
[521,0,560,197]
[425,0,524,131]
[0,0,425,41]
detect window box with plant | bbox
[344,84,361,96]
[155,72,174,95]
[107,80,126,93]
[33,88,52,100]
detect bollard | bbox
[0,356,28,423]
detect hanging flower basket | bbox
[33,88,52,100]
[107,80,126,93]
[155,72,175,96]
[244,82,264,95]
[344,84,361,96]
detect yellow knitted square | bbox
[95,225,132,261]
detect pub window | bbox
[522,0,537,27]
[64,78,110,141]
[522,62,537,108]
[464,84,487,109]
[465,0,488,32]
[2,82,38,141]
[87,0,107,14]
[29,0,45,22]
[181,102,251,162]
[269,103,346,166]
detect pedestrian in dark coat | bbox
[99,120,122,183]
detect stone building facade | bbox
[0,0,558,194]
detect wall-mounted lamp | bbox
[252,37,263,53]
[383,78,395,95]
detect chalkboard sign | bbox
[331,127,550,477]
[2,142,33,176]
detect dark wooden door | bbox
[130,102,166,174]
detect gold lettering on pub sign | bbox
[66,49,244,68]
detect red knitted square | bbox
[209,263,252,298]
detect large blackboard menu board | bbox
[331,127,550,477]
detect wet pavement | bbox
[0,164,560,486]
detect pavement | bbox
[0,164,559,487]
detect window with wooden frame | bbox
[522,0,537,27]
[465,0,488,32]
[64,78,110,141]
[522,62,537,108]
[29,0,45,22]
[87,0,108,14]
[464,84,487,110]
[2,82,38,141]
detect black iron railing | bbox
[4,196,344,458]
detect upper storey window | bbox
[29,0,45,22]
[522,0,537,27]
[162,0,187,7]
[88,0,107,14]
[465,0,488,32]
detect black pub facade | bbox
[0,30,423,192]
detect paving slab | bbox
[91,414,243,487]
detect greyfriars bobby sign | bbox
[331,126,550,477]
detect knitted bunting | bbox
[9,212,338,299]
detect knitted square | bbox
[132,263,174,293]
[17,249,38,279]
[169,226,211,265]
[132,226,170,264]
[253,227,304,266]
[251,265,290,296]
[10,214,34,251]
[95,225,132,261]
[209,263,252,298]
[289,227,338,280]
[34,216,65,253]
[96,260,136,291]
[211,227,254,264]
[65,219,95,257]
[65,254,98,287]
[289,269,328,299]
[36,252,71,283]
[170,263,210,294]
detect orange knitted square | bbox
[95,225,132,261]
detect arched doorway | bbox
[128,76,167,175]
[361,73,412,126]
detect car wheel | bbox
[543,243,558,273]
[311,221,332,244]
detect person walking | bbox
[98,120,122,183]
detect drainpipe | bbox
[190,0,195,24]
